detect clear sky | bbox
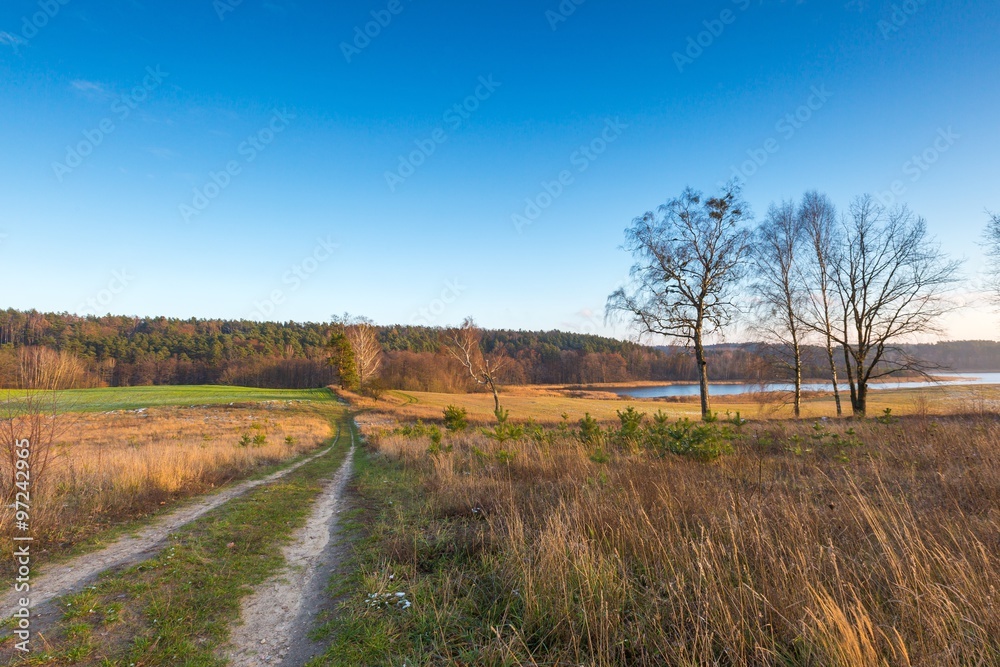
[1,0,998,340]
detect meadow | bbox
[0,385,333,413]
[0,386,338,574]
[323,390,1000,666]
[362,382,1000,424]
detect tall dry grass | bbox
[0,403,330,564]
[364,415,1000,666]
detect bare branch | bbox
[607,182,753,418]
[828,196,961,415]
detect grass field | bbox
[0,385,334,413]
[0,386,340,576]
[324,389,1000,666]
[3,381,997,665]
[1,414,356,666]
[361,382,1000,425]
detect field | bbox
[0,386,339,574]
[365,382,1000,424]
[0,385,333,413]
[320,385,1000,666]
[3,382,998,665]
[1,414,356,666]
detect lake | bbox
[609,372,1000,399]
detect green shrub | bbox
[485,408,523,443]
[578,413,601,444]
[397,420,444,448]
[876,408,897,424]
[557,412,571,433]
[359,379,386,401]
[615,406,646,448]
[645,416,734,462]
[443,405,469,432]
[494,449,516,464]
[589,447,610,464]
[524,419,552,445]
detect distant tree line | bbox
[0,309,995,395]
[0,313,338,389]
[0,311,675,390]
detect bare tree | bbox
[332,314,383,388]
[987,210,1000,305]
[607,183,753,420]
[1,348,74,504]
[443,317,507,417]
[798,191,844,416]
[830,196,960,416]
[17,347,90,390]
[750,200,806,417]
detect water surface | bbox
[609,372,1000,399]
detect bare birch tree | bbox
[607,183,752,420]
[798,191,844,416]
[333,314,383,389]
[443,317,507,417]
[346,320,383,388]
[830,196,960,416]
[750,200,806,417]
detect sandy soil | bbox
[219,430,355,666]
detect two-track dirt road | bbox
[221,431,355,665]
[2,421,358,666]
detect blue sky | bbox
[1,0,998,340]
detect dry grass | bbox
[0,403,331,565]
[368,383,1000,424]
[357,414,1000,666]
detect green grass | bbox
[2,411,355,666]
[0,385,335,413]
[309,443,509,667]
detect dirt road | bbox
[1,428,346,620]
[220,429,355,665]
